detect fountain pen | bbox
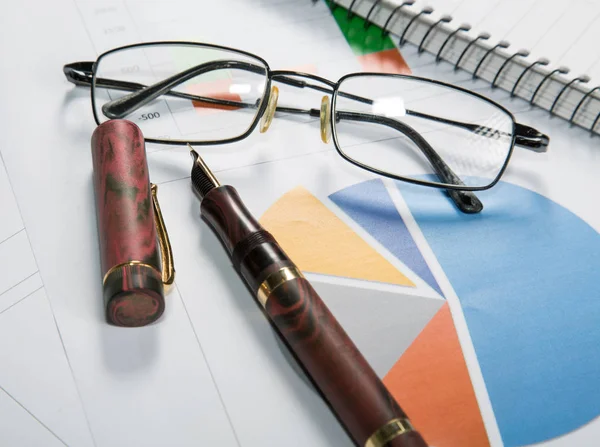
[189,147,428,447]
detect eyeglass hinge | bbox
[514,123,550,152]
[63,61,95,86]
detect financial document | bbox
[0,1,599,446]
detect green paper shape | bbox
[327,0,396,56]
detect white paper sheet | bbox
[0,1,599,446]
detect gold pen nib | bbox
[188,144,220,198]
[188,143,200,163]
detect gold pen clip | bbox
[151,183,175,287]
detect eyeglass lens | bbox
[93,43,269,143]
[334,75,514,189]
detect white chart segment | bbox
[309,276,444,377]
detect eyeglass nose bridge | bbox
[260,86,279,133]
[320,95,332,144]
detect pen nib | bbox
[188,144,200,162]
[188,144,220,198]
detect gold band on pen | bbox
[257,266,304,307]
[102,261,161,286]
[364,418,414,447]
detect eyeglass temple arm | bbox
[337,111,483,213]
[64,62,257,110]
[408,112,548,151]
[282,105,482,212]
[99,60,266,119]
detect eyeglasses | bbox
[64,41,549,214]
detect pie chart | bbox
[259,177,600,447]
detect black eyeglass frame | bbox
[68,41,548,194]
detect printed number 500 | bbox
[139,112,161,121]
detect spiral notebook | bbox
[328,0,600,136]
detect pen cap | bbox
[91,120,169,327]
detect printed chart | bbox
[259,178,600,447]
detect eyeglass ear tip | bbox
[448,190,484,214]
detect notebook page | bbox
[411,0,600,85]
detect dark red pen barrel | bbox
[264,277,426,447]
[91,120,165,327]
[201,186,427,447]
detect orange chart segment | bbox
[357,49,411,75]
[384,302,490,447]
[259,186,414,287]
[188,79,242,115]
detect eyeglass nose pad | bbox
[320,95,332,144]
[260,86,279,133]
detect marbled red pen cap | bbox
[91,120,174,327]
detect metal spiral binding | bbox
[530,66,570,106]
[454,32,490,71]
[418,15,452,53]
[570,86,600,124]
[435,24,470,62]
[399,6,433,46]
[592,111,600,133]
[364,0,384,29]
[472,40,509,79]
[334,0,599,134]
[510,58,549,97]
[549,75,590,114]
[346,0,359,19]
[492,49,529,88]
[381,1,415,37]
